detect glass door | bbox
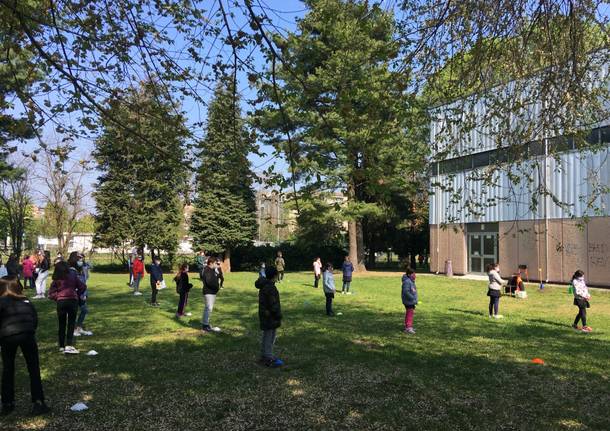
[468,233,498,273]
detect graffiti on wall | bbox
[588,242,609,267]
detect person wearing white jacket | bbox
[571,270,592,332]
[486,263,504,319]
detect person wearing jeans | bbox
[255,266,283,367]
[0,277,49,416]
[201,258,220,333]
[401,267,418,334]
[322,263,336,316]
[48,262,85,354]
[132,255,145,296]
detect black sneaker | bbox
[1,403,15,416]
[201,325,211,333]
[31,401,50,416]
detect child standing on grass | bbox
[174,263,192,318]
[487,263,504,319]
[275,252,285,282]
[323,263,336,316]
[132,255,145,296]
[341,256,354,294]
[0,277,49,416]
[401,267,418,334]
[149,256,163,306]
[572,270,592,333]
[255,266,284,368]
[313,257,322,288]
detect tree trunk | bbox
[223,248,231,273]
[347,179,367,272]
[356,219,366,271]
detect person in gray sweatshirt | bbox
[401,267,418,334]
[323,263,336,316]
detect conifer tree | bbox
[190,78,257,271]
[93,81,188,259]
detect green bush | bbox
[231,243,347,272]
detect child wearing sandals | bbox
[571,270,592,333]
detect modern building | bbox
[429,90,610,286]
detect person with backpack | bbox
[149,256,163,307]
[255,266,284,368]
[174,263,192,318]
[0,277,49,416]
[48,261,86,354]
[132,255,145,296]
[201,257,221,333]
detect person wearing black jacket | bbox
[174,263,192,318]
[0,277,49,416]
[255,266,284,368]
[149,256,163,306]
[201,257,220,333]
[5,255,20,279]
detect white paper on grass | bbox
[70,402,88,412]
[86,350,98,356]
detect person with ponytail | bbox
[571,270,592,332]
[174,263,192,318]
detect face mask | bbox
[77,260,84,267]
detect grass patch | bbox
[3,272,610,430]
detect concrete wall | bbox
[431,217,610,286]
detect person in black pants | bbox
[0,277,49,416]
[149,256,164,306]
[48,262,86,354]
[174,263,192,318]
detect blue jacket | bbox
[150,264,163,284]
[342,262,354,278]
[323,270,336,294]
[401,275,418,306]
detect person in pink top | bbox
[313,257,322,288]
[22,255,35,290]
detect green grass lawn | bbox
[3,271,610,430]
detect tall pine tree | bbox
[253,0,422,271]
[93,81,188,259]
[190,78,257,271]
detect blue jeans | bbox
[76,301,88,328]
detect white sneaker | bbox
[64,346,79,354]
[211,326,221,333]
[346,292,352,295]
[493,314,504,319]
[73,328,82,337]
[133,291,143,296]
[185,312,192,317]
[80,330,93,336]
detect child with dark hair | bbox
[255,266,284,367]
[572,270,592,332]
[48,261,86,354]
[215,259,224,289]
[149,256,163,306]
[401,267,418,334]
[174,263,192,318]
[322,263,336,316]
[201,257,221,333]
[0,277,49,416]
[486,263,504,319]
[341,256,354,294]
[132,255,145,296]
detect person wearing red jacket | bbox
[48,261,86,354]
[21,255,35,290]
[131,255,145,296]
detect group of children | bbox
[486,263,594,332]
